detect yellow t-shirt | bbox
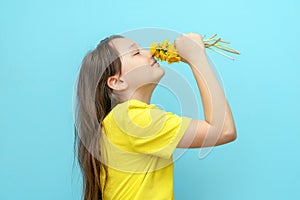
[100,99,192,200]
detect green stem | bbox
[208,47,235,60]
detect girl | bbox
[74,33,237,200]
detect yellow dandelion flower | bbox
[150,40,181,64]
[150,43,156,55]
[168,56,181,64]
[162,40,169,49]
[150,34,240,62]
[168,45,177,54]
[159,51,167,61]
[155,51,160,60]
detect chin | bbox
[156,67,165,79]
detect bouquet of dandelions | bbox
[150,34,240,64]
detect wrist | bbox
[186,51,208,66]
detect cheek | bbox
[122,66,164,87]
[120,56,142,75]
[123,65,151,80]
[121,56,149,75]
[120,57,131,75]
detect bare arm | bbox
[175,33,237,148]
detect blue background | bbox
[1,0,299,199]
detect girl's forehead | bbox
[111,38,139,55]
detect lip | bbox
[151,60,157,67]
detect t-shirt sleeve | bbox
[111,100,192,159]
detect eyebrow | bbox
[129,43,139,50]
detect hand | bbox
[174,33,206,65]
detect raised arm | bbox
[175,33,237,148]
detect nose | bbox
[143,49,153,58]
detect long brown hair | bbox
[73,35,123,200]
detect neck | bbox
[129,91,152,104]
[117,84,156,105]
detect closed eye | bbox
[133,51,140,56]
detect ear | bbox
[107,75,128,91]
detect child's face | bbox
[111,38,165,90]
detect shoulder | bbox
[113,99,161,116]
[103,99,191,130]
[102,99,156,126]
[113,99,162,127]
